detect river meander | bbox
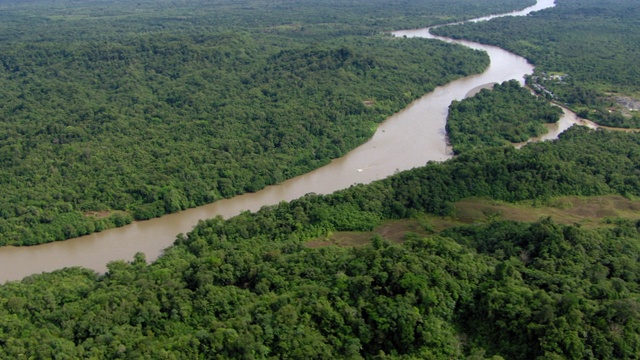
[1,0,574,283]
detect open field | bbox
[306,195,640,247]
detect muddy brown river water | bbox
[1,0,574,283]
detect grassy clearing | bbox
[305,219,427,248]
[305,195,640,248]
[454,195,640,227]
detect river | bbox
[0,0,570,283]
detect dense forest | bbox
[0,34,488,246]
[446,80,563,154]
[0,0,541,246]
[1,128,639,358]
[0,0,534,42]
[3,0,640,358]
[433,0,640,128]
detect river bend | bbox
[1,0,576,283]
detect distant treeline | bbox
[1,127,639,359]
[0,0,534,42]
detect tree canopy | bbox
[1,128,640,359]
[446,80,563,154]
[1,0,535,246]
[3,0,640,358]
[433,0,640,128]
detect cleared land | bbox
[306,195,640,247]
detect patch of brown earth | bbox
[84,211,111,218]
[305,195,640,248]
[454,195,640,226]
[374,219,424,243]
[306,231,374,248]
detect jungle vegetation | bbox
[432,0,640,128]
[1,128,640,359]
[446,80,563,154]
[3,0,640,358]
[0,0,540,246]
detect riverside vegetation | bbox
[432,0,640,128]
[446,80,563,154]
[1,127,640,358]
[0,0,543,246]
[3,0,640,358]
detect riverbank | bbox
[0,0,558,283]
